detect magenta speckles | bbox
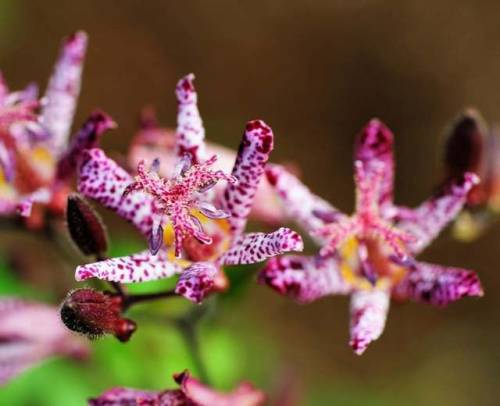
[220,120,274,237]
[175,262,218,304]
[123,154,236,257]
[175,73,206,164]
[260,118,483,354]
[220,228,303,265]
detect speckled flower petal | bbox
[354,119,394,207]
[397,173,479,254]
[220,120,274,238]
[42,31,87,156]
[220,227,303,265]
[175,74,206,163]
[266,163,345,236]
[75,249,183,283]
[0,298,88,386]
[175,262,218,304]
[349,289,390,355]
[178,370,266,406]
[88,387,163,405]
[393,261,483,306]
[56,111,116,181]
[259,255,350,304]
[78,148,158,237]
[16,188,51,217]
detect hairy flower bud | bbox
[60,288,136,342]
[66,194,108,257]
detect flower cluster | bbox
[0,30,489,405]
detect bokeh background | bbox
[1,1,500,404]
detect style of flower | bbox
[128,107,287,226]
[74,74,303,303]
[89,369,266,406]
[260,118,483,354]
[0,31,116,227]
[0,297,88,386]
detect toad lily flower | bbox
[75,74,303,303]
[0,31,115,226]
[128,77,286,225]
[260,119,483,355]
[0,297,89,386]
[89,369,266,406]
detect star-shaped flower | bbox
[0,297,89,386]
[75,74,303,303]
[89,369,266,406]
[260,119,483,354]
[0,31,116,227]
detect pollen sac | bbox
[66,194,108,257]
[60,288,136,342]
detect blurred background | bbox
[1,0,500,404]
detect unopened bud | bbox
[60,288,136,342]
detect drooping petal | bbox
[393,261,483,306]
[349,289,390,355]
[0,298,88,386]
[175,262,218,304]
[220,228,304,266]
[397,172,479,254]
[42,31,87,156]
[78,148,157,237]
[56,111,116,181]
[175,74,206,163]
[220,120,274,238]
[259,255,350,304]
[75,249,183,283]
[177,370,266,406]
[354,119,394,207]
[266,163,344,237]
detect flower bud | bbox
[60,288,136,342]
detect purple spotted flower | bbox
[0,31,116,227]
[260,119,483,355]
[0,297,88,386]
[89,369,266,406]
[75,74,303,303]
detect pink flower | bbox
[128,88,286,226]
[75,74,303,303]
[0,31,115,227]
[89,369,266,406]
[0,297,88,386]
[260,119,483,354]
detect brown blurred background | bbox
[2,1,500,404]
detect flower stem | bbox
[177,318,210,385]
[123,289,178,310]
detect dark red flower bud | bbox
[60,288,136,342]
[66,194,108,257]
[444,108,486,179]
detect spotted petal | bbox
[354,119,394,207]
[78,148,158,237]
[259,255,350,304]
[175,74,206,163]
[393,261,483,306]
[75,249,183,283]
[220,120,274,238]
[397,173,479,254]
[349,289,390,355]
[88,388,161,406]
[220,227,303,266]
[42,31,87,156]
[175,262,218,304]
[56,111,116,181]
[266,163,344,238]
